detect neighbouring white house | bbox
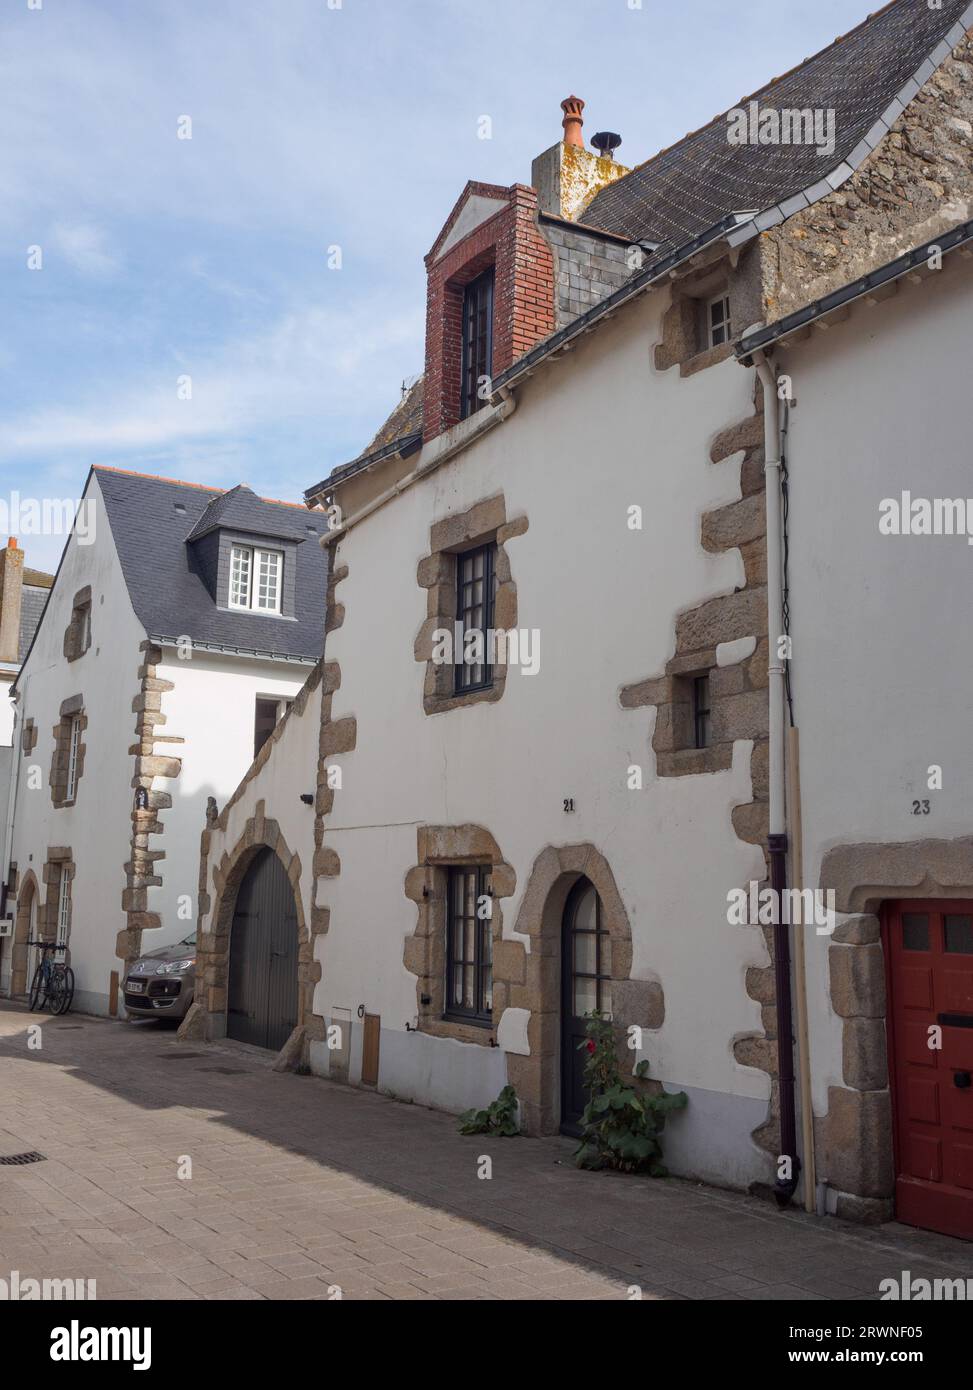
[1,466,329,1017]
[179,0,973,1243]
[0,538,53,991]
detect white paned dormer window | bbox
[229,544,282,613]
[254,548,281,613]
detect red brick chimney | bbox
[0,538,25,664]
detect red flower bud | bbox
[586,1040,596,1054]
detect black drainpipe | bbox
[769,830,800,1206]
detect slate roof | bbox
[185,482,309,544]
[94,467,328,662]
[309,376,425,496]
[18,580,52,663]
[581,0,971,250]
[362,376,424,455]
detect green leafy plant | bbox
[458,1084,520,1136]
[573,1011,687,1174]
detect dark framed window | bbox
[693,674,711,749]
[454,543,495,694]
[564,877,612,1019]
[445,865,493,1024]
[460,269,494,420]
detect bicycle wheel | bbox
[47,971,65,1015]
[54,967,75,1015]
[29,964,46,1011]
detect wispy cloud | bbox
[0,296,422,457]
[49,222,119,277]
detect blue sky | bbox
[2,0,867,572]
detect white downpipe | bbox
[754,352,785,837]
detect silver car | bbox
[124,933,196,1022]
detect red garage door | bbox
[886,900,973,1239]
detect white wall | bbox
[200,673,323,967]
[785,259,973,1113]
[6,474,146,1014]
[311,289,773,1188]
[154,651,313,949]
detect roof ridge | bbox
[611,0,902,185]
[92,464,316,513]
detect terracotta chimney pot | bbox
[561,95,585,149]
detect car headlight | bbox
[155,958,195,974]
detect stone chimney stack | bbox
[0,538,25,664]
[531,94,631,222]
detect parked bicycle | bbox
[26,940,75,1015]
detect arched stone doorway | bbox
[227,846,299,1051]
[11,871,39,998]
[507,844,662,1136]
[179,806,324,1069]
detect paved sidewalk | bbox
[0,1001,971,1301]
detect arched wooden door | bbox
[227,848,299,1051]
[560,877,611,1136]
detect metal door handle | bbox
[954,1071,972,1089]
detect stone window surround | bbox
[50,695,87,808]
[414,493,527,717]
[63,585,92,663]
[815,834,973,1226]
[404,833,666,1137]
[403,825,516,1048]
[654,252,748,378]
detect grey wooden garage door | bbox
[227,848,299,1051]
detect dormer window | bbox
[460,269,494,419]
[229,544,282,614]
[704,292,732,349]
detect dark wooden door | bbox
[886,899,973,1239]
[227,848,299,1051]
[560,878,611,1136]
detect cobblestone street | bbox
[1,1001,971,1301]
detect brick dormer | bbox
[422,180,556,442]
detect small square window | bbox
[705,293,732,349]
[692,674,712,749]
[253,696,292,758]
[902,913,930,952]
[944,914,973,954]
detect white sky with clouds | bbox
[2,0,868,572]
